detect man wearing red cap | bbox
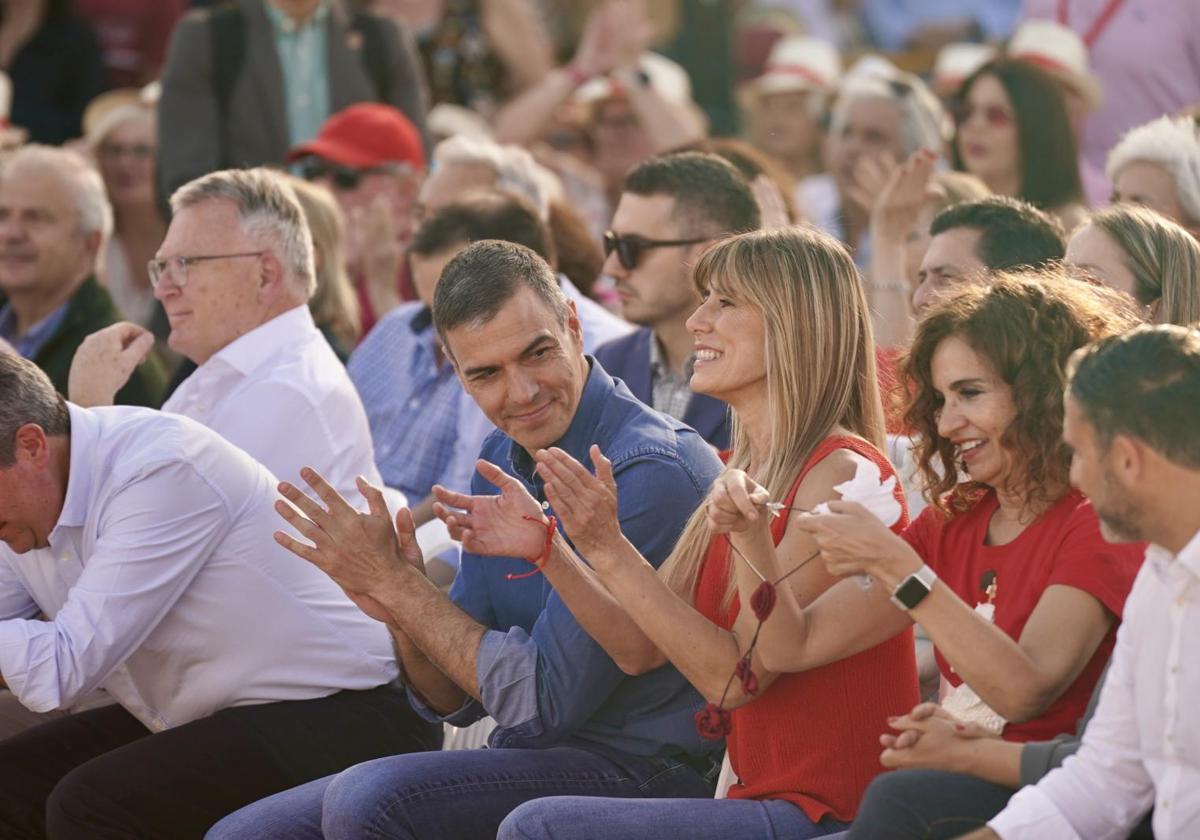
[288,102,426,333]
[158,0,428,207]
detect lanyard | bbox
[1057,0,1128,47]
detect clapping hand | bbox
[431,460,548,560]
[792,500,916,581]
[533,445,620,559]
[274,468,416,598]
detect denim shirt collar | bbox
[509,356,609,483]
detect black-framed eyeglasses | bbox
[300,159,412,191]
[603,231,707,271]
[148,252,266,289]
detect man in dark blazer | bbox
[158,0,428,200]
[594,152,761,451]
[0,146,165,407]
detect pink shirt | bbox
[1022,0,1200,197]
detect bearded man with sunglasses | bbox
[595,152,761,451]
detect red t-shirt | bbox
[694,436,920,822]
[902,489,1145,742]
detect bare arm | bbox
[482,0,555,93]
[790,503,1116,723]
[67,322,155,408]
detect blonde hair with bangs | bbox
[659,227,886,605]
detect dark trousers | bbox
[0,682,441,839]
[845,768,1154,839]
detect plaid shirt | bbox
[648,335,695,422]
[347,303,468,503]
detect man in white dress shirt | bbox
[68,166,392,510]
[0,354,439,838]
[964,324,1200,840]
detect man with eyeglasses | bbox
[595,152,761,451]
[286,102,426,334]
[68,167,392,513]
[0,144,165,407]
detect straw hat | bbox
[746,35,841,97]
[932,43,996,97]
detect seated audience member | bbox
[596,152,761,451]
[207,241,725,839]
[0,354,437,838]
[68,168,387,509]
[957,324,1200,840]
[816,68,948,263]
[417,134,632,349]
[1105,114,1200,239]
[951,60,1088,232]
[157,0,429,201]
[348,190,556,523]
[1006,19,1107,205]
[861,151,990,347]
[287,102,426,332]
[913,196,1065,314]
[739,35,841,189]
[451,227,921,839]
[88,93,168,334]
[681,137,801,227]
[0,145,165,407]
[284,176,362,361]
[727,276,1145,748]
[1066,205,1200,326]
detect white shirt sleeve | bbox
[0,461,231,712]
[0,558,41,623]
[990,568,1157,839]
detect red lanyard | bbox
[1057,0,1129,47]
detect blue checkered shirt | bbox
[347,303,469,503]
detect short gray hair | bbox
[170,168,316,299]
[830,72,949,158]
[0,354,69,467]
[3,144,113,242]
[431,136,561,220]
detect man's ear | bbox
[1107,434,1145,485]
[12,423,51,468]
[565,299,583,348]
[258,251,287,299]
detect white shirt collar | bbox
[54,404,100,532]
[1146,527,1200,579]
[207,305,317,377]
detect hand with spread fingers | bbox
[431,460,547,560]
[705,469,772,536]
[533,445,619,559]
[792,500,920,585]
[273,468,416,598]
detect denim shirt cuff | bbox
[477,627,541,732]
[405,685,486,727]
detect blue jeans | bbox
[499,795,850,840]
[206,744,716,839]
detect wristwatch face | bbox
[893,575,932,610]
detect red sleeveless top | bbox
[694,436,920,822]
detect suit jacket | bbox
[158,0,428,197]
[594,328,731,451]
[1,277,167,408]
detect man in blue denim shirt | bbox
[211,240,723,839]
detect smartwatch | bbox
[890,564,938,611]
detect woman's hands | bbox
[879,702,997,775]
[793,500,921,587]
[705,469,773,537]
[534,445,620,561]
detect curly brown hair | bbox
[902,271,1140,516]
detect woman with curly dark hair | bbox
[721,271,1145,748]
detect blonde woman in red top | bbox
[436,227,920,838]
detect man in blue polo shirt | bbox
[209,239,723,838]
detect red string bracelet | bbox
[506,515,558,580]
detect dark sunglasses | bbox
[603,231,707,270]
[954,103,1013,127]
[300,160,410,190]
